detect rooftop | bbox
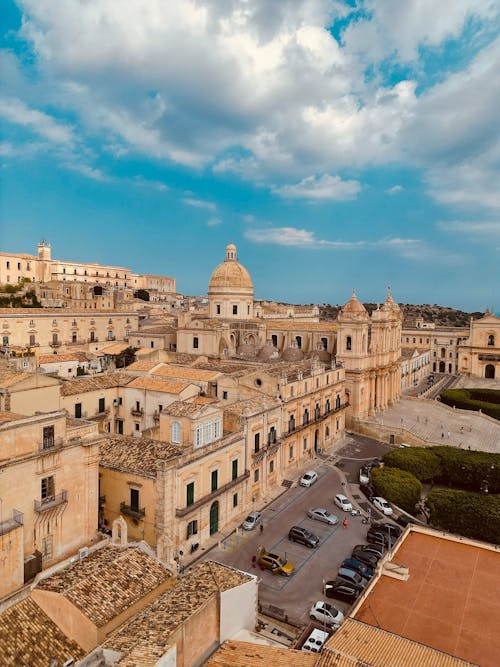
[0,597,85,667]
[320,618,477,667]
[38,352,89,364]
[153,364,221,381]
[206,640,317,667]
[0,369,32,388]
[0,410,24,423]
[105,562,253,665]
[124,359,159,371]
[353,528,500,667]
[36,545,171,627]
[163,400,213,417]
[99,436,182,476]
[127,376,191,393]
[60,372,134,396]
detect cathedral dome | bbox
[208,244,253,291]
[341,292,367,316]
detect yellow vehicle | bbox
[257,551,295,576]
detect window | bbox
[135,423,140,431]
[116,420,124,434]
[211,470,218,492]
[216,304,221,314]
[325,426,330,439]
[195,424,203,448]
[29,319,35,327]
[214,418,221,439]
[232,305,238,315]
[52,333,58,345]
[29,334,36,346]
[288,414,295,432]
[17,262,21,270]
[269,460,274,473]
[232,459,238,480]
[42,425,55,449]
[6,261,9,269]
[187,520,198,538]
[130,488,140,511]
[222,391,228,400]
[98,397,105,413]
[186,482,195,506]
[325,398,331,413]
[90,331,95,342]
[346,336,352,351]
[303,437,307,450]
[75,403,82,418]
[303,409,309,425]
[2,336,8,346]
[268,426,276,444]
[42,535,53,561]
[72,332,77,343]
[205,421,213,443]
[193,336,199,349]
[233,493,238,508]
[488,335,495,346]
[254,432,260,453]
[41,475,55,501]
[289,446,294,460]
[254,469,259,483]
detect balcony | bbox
[176,471,250,517]
[40,437,63,453]
[93,407,110,419]
[120,502,145,520]
[284,403,349,437]
[130,407,144,417]
[34,490,68,513]
[49,341,62,348]
[0,509,23,537]
[88,337,99,343]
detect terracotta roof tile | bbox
[99,435,182,476]
[0,597,85,667]
[162,400,208,417]
[37,546,171,627]
[60,372,134,396]
[127,376,190,393]
[153,364,221,381]
[38,352,89,364]
[0,369,32,388]
[125,359,160,371]
[205,640,318,666]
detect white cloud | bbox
[182,197,217,211]
[0,96,74,144]
[132,175,169,191]
[437,220,500,235]
[207,217,222,227]
[62,162,108,181]
[272,173,361,201]
[386,185,403,194]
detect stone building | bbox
[458,311,500,379]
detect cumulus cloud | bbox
[207,217,222,227]
[272,173,361,201]
[437,220,500,235]
[386,185,403,194]
[182,197,217,211]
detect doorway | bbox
[209,501,219,535]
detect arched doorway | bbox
[209,501,219,535]
[439,361,445,373]
[314,429,319,453]
[485,364,495,379]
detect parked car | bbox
[300,470,318,487]
[358,543,384,559]
[366,528,390,548]
[359,483,375,500]
[371,521,402,538]
[341,558,374,580]
[372,496,393,516]
[334,493,352,512]
[337,567,367,590]
[324,579,360,603]
[359,465,370,485]
[309,600,344,627]
[351,546,380,568]
[288,525,320,548]
[307,508,338,525]
[242,511,262,530]
[257,551,295,576]
[396,513,415,527]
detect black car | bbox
[359,483,376,500]
[288,525,320,548]
[351,546,380,568]
[371,521,403,538]
[359,543,384,559]
[366,528,390,549]
[324,578,360,603]
[396,513,415,528]
[341,557,374,580]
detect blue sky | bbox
[1,0,499,310]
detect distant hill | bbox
[319,303,484,327]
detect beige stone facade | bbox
[400,347,432,390]
[402,324,468,375]
[458,312,500,379]
[0,411,101,599]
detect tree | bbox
[383,448,441,482]
[114,347,137,368]
[371,467,422,514]
[426,489,500,544]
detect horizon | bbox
[1,1,499,311]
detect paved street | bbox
[198,435,391,626]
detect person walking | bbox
[342,518,348,529]
[259,523,264,535]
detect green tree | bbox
[426,489,500,544]
[114,346,137,368]
[371,467,422,514]
[383,448,442,482]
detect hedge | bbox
[426,488,500,544]
[383,448,441,482]
[440,388,500,421]
[370,467,422,514]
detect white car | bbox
[307,508,338,525]
[300,470,318,487]
[359,466,370,485]
[309,600,344,628]
[242,511,262,530]
[372,497,393,516]
[334,494,352,512]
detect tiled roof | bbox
[98,342,131,355]
[319,619,477,667]
[0,369,32,388]
[0,597,85,667]
[162,400,207,417]
[36,546,171,627]
[60,372,134,396]
[193,395,217,404]
[99,436,182,476]
[105,562,252,664]
[205,640,317,666]
[38,352,89,364]
[127,376,190,393]
[224,397,281,416]
[125,359,161,371]
[153,364,221,381]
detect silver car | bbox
[242,511,262,530]
[307,508,338,525]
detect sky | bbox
[0,0,499,311]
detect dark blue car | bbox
[341,557,374,580]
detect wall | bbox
[219,576,257,642]
[170,593,219,667]
[0,524,24,598]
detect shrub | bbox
[370,467,422,514]
[440,388,500,421]
[426,488,500,544]
[432,447,500,494]
[383,448,442,482]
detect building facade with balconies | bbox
[0,410,101,598]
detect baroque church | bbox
[176,244,403,424]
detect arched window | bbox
[325,398,331,413]
[325,426,330,439]
[271,334,278,347]
[296,335,302,349]
[488,335,495,346]
[171,421,181,443]
[303,409,309,426]
[485,364,495,379]
[336,394,341,410]
[346,336,352,351]
[321,337,328,351]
